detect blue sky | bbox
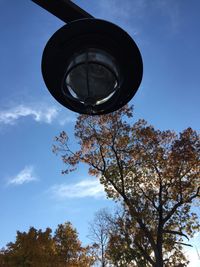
[0,0,199,265]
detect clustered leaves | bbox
[0,222,95,267]
[53,105,200,267]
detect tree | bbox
[2,227,56,267]
[1,222,95,267]
[54,222,94,267]
[53,105,200,267]
[105,208,150,267]
[88,209,111,267]
[0,248,8,267]
[89,207,152,267]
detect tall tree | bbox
[88,209,110,267]
[53,105,200,267]
[89,206,155,267]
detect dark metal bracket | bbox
[31,0,93,23]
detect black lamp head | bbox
[42,18,143,115]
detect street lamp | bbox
[32,0,143,115]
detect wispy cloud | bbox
[97,0,146,21]
[153,0,181,33]
[95,0,143,36]
[7,166,38,186]
[0,104,57,125]
[0,104,75,126]
[58,115,76,126]
[94,0,182,36]
[50,179,105,199]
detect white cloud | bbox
[7,166,38,186]
[50,179,105,199]
[0,104,57,125]
[0,104,75,126]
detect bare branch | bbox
[163,230,189,241]
[175,242,193,247]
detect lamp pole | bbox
[31,0,93,23]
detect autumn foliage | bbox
[53,105,200,267]
[0,222,95,267]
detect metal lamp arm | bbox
[31,0,93,23]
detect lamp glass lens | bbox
[64,49,120,106]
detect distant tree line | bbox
[0,222,95,267]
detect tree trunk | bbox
[154,243,164,267]
[101,243,105,267]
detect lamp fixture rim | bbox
[42,18,143,115]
